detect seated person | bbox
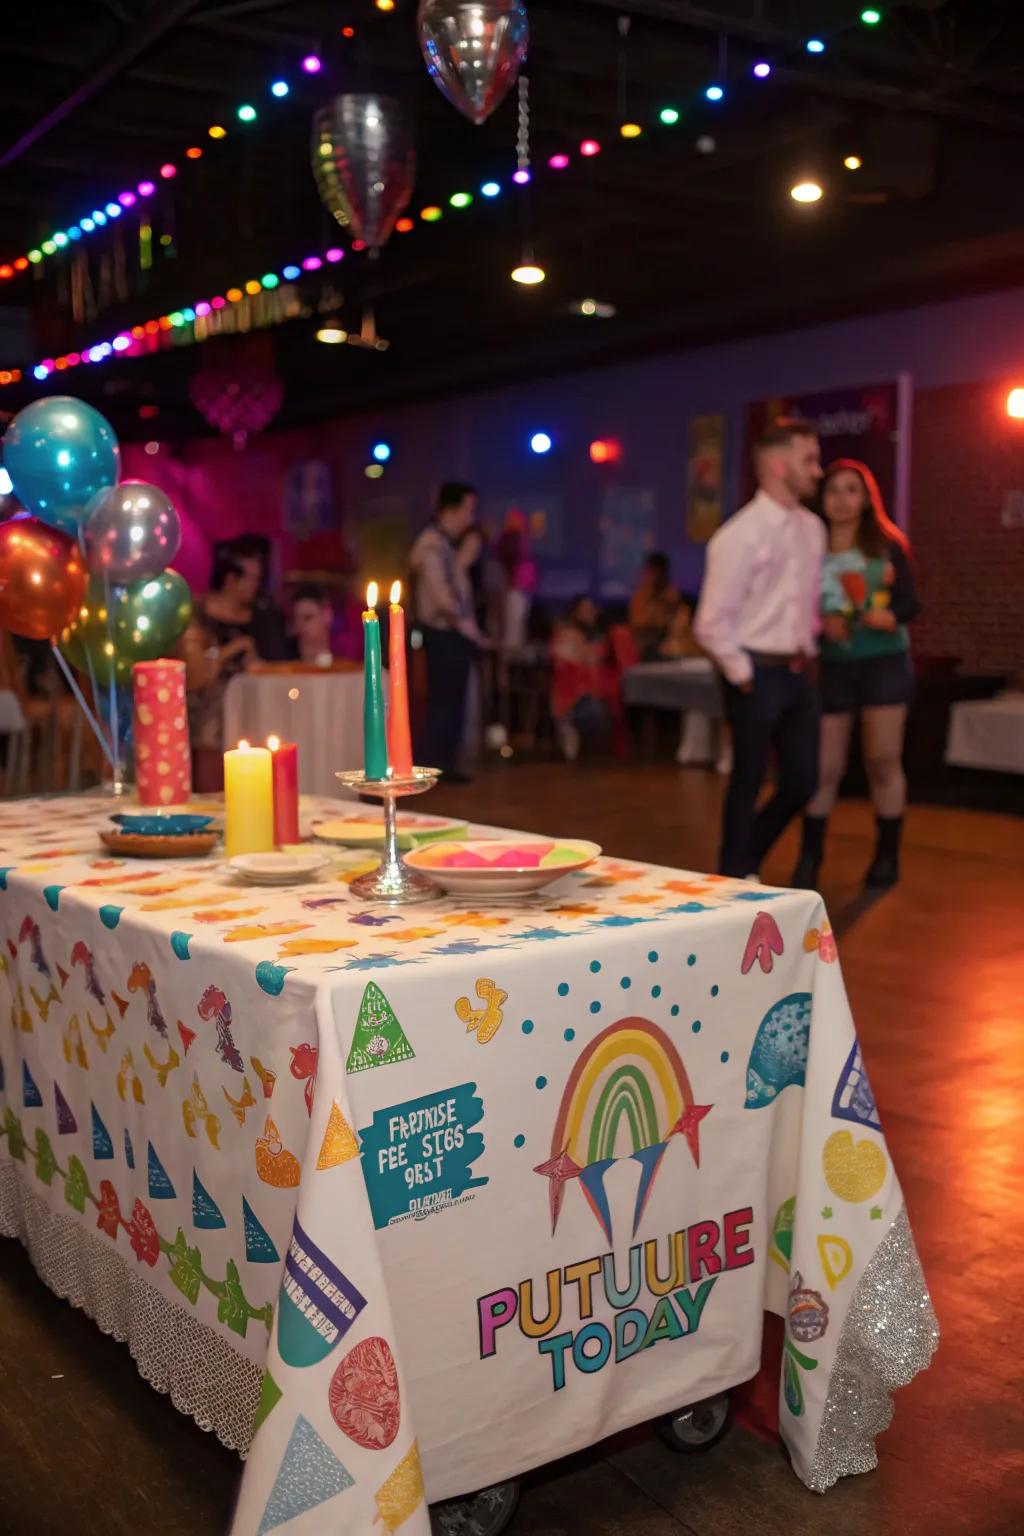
[225,534,290,661]
[291,585,336,668]
[658,594,703,659]
[628,551,681,659]
[550,596,617,761]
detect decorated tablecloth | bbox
[223,673,366,796]
[0,795,938,1536]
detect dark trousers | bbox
[720,666,820,877]
[421,626,476,775]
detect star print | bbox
[533,1149,582,1232]
[667,1103,713,1166]
[870,1206,882,1220]
[587,914,653,929]
[821,1205,833,1220]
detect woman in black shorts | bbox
[793,459,921,889]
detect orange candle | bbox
[267,735,300,846]
[387,579,413,777]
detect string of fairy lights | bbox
[0,6,889,388]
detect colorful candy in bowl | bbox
[405,839,601,897]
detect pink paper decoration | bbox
[134,659,191,805]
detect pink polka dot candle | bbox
[133,660,192,806]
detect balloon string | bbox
[75,524,109,761]
[102,572,123,786]
[50,645,117,772]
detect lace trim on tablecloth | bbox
[0,1159,261,1456]
[806,1204,939,1491]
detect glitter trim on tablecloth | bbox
[806,1204,939,1491]
[0,1159,262,1454]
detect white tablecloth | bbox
[622,658,724,720]
[945,694,1024,774]
[224,673,368,796]
[0,796,938,1536]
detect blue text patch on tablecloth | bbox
[358,1083,488,1230]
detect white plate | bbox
[229,850,332,885]
[404,838,601,898]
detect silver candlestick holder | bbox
[335,767,441,904]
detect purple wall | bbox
[131,284,1024,601]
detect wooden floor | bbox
[2,764,1023,1536]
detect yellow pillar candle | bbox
[224,740,275,857]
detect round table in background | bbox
[223,668,369,796]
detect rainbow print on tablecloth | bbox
[536,1017,711,1242]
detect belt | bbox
[747,651,807,671]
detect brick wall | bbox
[910,381,1024,679]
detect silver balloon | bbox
[418,0,529,126]
[311,95,415,252]
[83,480,181,583]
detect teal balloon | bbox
[3,396,120,534]
[59,570,192,686]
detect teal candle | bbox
[362,584,389,780]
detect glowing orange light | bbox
[395,217,414,233]
[1006,388,1024,419]
[145,319,160,335]
[226,287,243,302]
[0,265,13,280]
[589,438,622,464]
[14,257,29,271]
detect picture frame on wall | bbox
[686,413,726,544]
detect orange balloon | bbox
[0,517,87,640]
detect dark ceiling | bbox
[2,0,1024,441]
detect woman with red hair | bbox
[792,460,920,889]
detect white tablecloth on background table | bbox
[0,796,938,1536]
[945,694,1024,774]
[224,673,369,796]
[621,658,724,719]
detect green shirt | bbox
[820,546,913,662]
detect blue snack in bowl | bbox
[112,813,216,838]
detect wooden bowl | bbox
[100,830,220,859]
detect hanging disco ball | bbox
[311,95,415,252]
[417,1,529,126]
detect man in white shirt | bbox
[408,481,478,780]
[695,419,825,878]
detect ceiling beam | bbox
[578,0,1024,133]
[0,0,206,169]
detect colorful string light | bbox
[0,20,883,380]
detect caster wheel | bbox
[430,1480,521,1536]
[655,1392,731,1454]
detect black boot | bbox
[791,816,827,889]
[865,815,903,888]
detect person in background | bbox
[793,460,921,890]
[455,526,489,646]
[694,419,825,878]
[225,534,290,661]
[180,546,260,791]
[550,595,615,761]
[658,593,702,659]
[493,516,537,652]
[629,551,681,659]
[408,481,479,781]
[291,585,336,668]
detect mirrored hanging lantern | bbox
[311,94,415,253]
[417,1,529,126]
